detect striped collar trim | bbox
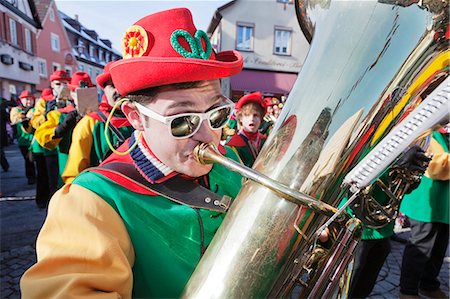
[129,131,174,183]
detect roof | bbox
[206,0,236,35]
[34,0,53,24]
[0,0,43,29]
[58,10,121,56]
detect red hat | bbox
[235,92,266,112]
[110,8,243,96]
[67,72,95,91]
[41,88,54,101]
[19,90,35,99]
[96,62,114,89]
[49,70,71,82]
[264,97,280,107]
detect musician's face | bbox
[124,80,224,177]
[240,109,262,134]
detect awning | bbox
[230,69,297,95]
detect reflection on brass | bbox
[182,0,449,298]
[194,143,338,217]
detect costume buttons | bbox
[205,197,211,203]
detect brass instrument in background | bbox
[183,0,449,298]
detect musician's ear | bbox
[122,101,145,131]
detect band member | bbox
[33,70,72,200]
[62,63,133,183]
[10,90,36,184]
[29,88,55,208]
[21,8,244,298]
[226,91,267,167]
[399,130,449,299]
[35,72,94,181]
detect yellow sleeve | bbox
[30,98,46,129]
[20,184,134,299]
[62,116,96,183]
[10,107,24,125]
[426,138,449,181]
[34,110,62,149]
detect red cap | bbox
[67,72,95,91]
[96,62,114,89]
[49,70,71,82]
[235,92,266,112]
[41,88,54,101]
[110,8,243,96]
[19,90,35,99]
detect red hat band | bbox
[110,8,243,96]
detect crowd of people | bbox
[0,6,446,299]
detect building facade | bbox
[208,0,310,100]
[59,10,121,94]
[0,0,42,100]
[34,0,73,92]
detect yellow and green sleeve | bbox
[34,110,62,150]
[62,116,97,183]
[20,184,134,298]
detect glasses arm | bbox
[135,102,170,125]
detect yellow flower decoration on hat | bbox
[122,25,148,58]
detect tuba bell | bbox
[183,0,449,298]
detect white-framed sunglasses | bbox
[135,97,234,139]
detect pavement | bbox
[0,143,448,298]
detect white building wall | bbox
[218,0,309,73]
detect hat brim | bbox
[96,73,111,89]
[110,50,243,96]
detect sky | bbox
[54,0,230,53]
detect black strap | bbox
[94,162,231,213]
[97,111,126,144]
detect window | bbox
[49,8,55,22]
[236,23,254,51]
[9,18,18,46]
[98,49,104,62]
[25,28,32,52]
[105,52,110,62]
[38,59,47,77]
[89,45,95,59]
[77,38,84,53]
[88,66,93,78]
[65,66,72,77]
[52,62,61,72]
[274,28,292,55]
[51,33,60,52]
[79,64,84,71]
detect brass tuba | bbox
[183,0,449,298]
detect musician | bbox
[21,8,244,298]
[10,90,36,185]
[399,129,449,299]
[226,92,267,167]
[62,63,133,183]
[35,72,94,181]
[347,145,431,298]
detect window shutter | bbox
[16,22,24,49]
[31,31,37,54]
[5,15,11,43]
[0,13,5,41]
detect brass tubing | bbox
[194,143,338,217]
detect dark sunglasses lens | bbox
[210,106,231,128]
[171,115,201,137]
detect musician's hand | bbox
[396,145,431,173]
